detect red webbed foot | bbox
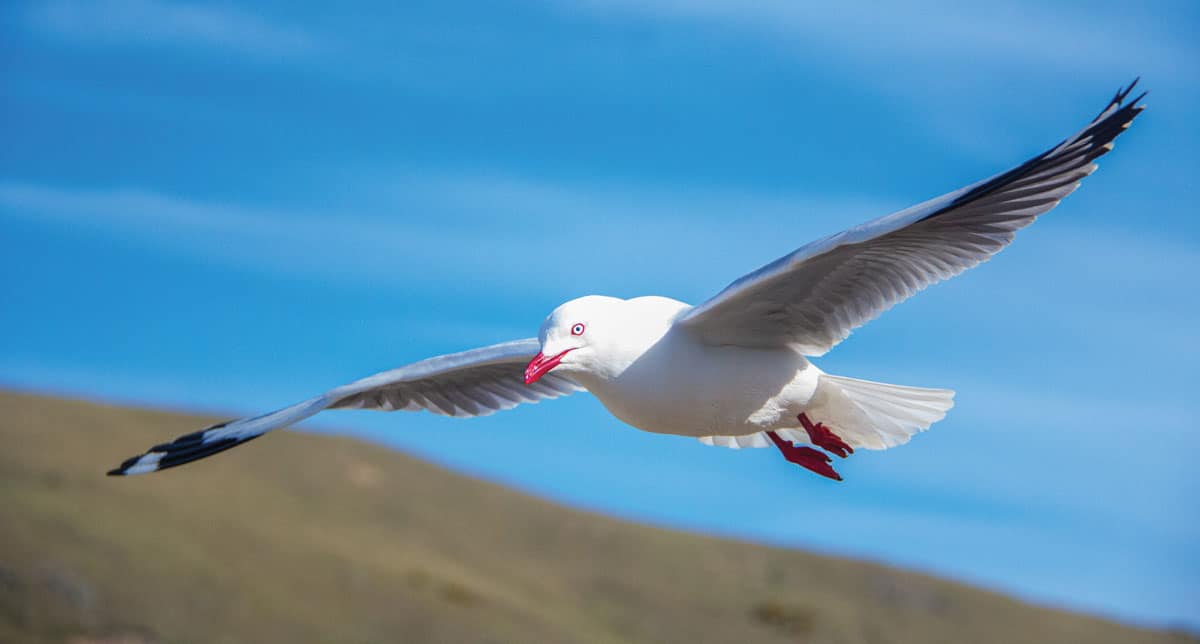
[798,413,853,458]
[767,431,843,481]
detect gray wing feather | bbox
[676,81,1145,355]
[108,338,580,475]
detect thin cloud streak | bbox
[0,180,480,288]
[27,0,321,58]
[0,177,894,299]
[562,1,1195,78]
[556,1,1196,162]
[4,174,1196,308]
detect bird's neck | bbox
[592,312,682,382]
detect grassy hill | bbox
[0,390,1192,644]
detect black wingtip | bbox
[106,453,145,476]
[919,79,1146,223]
[105,432,263,477]
[1117,77,1140,102]
[1093,78,1143,122]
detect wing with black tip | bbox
[107,339,580,475]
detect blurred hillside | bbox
[0,390,1193,644]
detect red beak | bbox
[524,349,573,385]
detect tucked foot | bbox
[767,431,843,481]
[798,413,853,458]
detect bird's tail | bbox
[806,374,955,450]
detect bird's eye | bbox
[571,323,586,336]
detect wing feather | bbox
[107,338,581,475]
[676,81,1145,355]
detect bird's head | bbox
[525,295,624,384]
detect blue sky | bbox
[2,0,1198,630]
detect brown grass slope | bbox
[0,390,1193,644]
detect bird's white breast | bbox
[577,326,821,437]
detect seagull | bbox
[108,81,1145,481]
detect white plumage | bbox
[108,82,1144,481]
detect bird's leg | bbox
[766,431,843,481]
[798,413,853,458]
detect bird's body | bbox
[554,295,822,438]
[589,337,821,439]
[107,81,1146,481]
[533,294,950,464]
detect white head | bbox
[524,295,625,385]
[524,295,689,385]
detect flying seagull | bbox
[108,81,1145,481]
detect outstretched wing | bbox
[675,81,1146,355]
[107,339,580,475]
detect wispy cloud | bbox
[0,176,894,300]
[0,181,444,286]
[5,173,1197,310]
[553,1,1196,161]
[562,1,1195,79]
[27,0,320,59]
